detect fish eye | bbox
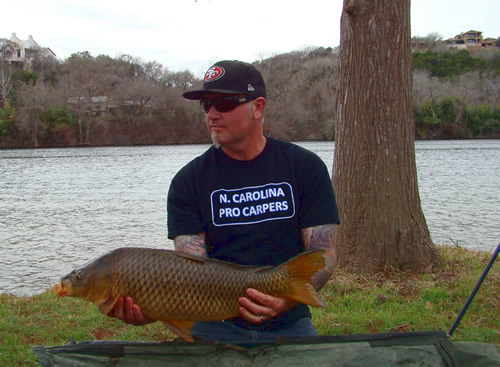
[75,271,83,281]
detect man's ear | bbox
[252,97,266,120]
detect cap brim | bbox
[182,89,250,100]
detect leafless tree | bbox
[412,70,456,103]
[481,73,500,105]
[62,52,102,144]
[17,80,60,146]
[0,63,13,107]
[165,70,196,90]
[424,32,443,49]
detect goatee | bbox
[211,130,221,149]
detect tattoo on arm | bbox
[311,268,333,292]
[174,233,207,258]
[301,224,337,291]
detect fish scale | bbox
[121,249,275,319]
[112,249,235,319]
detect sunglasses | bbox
[200,95,254,113]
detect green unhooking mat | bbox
[32,331,500,367]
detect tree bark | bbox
[333,0,441,273]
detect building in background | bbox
[0,33,56,69]
[447,30,497,49]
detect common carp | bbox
[54,247,326,342]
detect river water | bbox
[1,140,499,296]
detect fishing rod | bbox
[448,242,499,337]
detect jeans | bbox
[191,317,317,343]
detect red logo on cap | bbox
[204,66,225,82]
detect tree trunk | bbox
[332,0,441,273]
[33,113,39,147]
[77,112,84,145]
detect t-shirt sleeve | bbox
[298,152,340,228]
[167,167,205,239]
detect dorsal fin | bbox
[174,251,274,272]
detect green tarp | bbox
[32,331,500,367]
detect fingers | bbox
[238,305,266,324]
[238,289,280,324]
[107,296,124,318]
[130,302,151,325]
[247,288,282,309]
[107,296,153,326]
[124,296,136,322]
[238,288,300,324]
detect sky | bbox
[2,0,498,77]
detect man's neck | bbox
[221,135,267,161]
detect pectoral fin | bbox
[98,294,121,315]
[161,320,195,342]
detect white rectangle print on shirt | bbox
[211,182,296,227]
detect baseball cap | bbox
[183,60,266,100]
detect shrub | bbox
[413,50,487,78]
[0,103,17,136]
[39,107,78,145]
[464,105,500,137]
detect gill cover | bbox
[57,257,114,311]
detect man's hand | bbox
[238,288,298,324]
[107,296,154,326]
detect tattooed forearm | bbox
[302,224,337,252]
[311,268,333,291]
[174,233,207,258]
[302,224,337,291]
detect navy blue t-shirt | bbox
[167,137,339,330]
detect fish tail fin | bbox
[284,250,326,308]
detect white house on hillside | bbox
[0,33,56,68]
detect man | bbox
[108,60,340,342]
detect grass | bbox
[313,245,499,342]
[1,245,498,366]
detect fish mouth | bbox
[54,282,68,300]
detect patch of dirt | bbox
[92,327,114,339]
